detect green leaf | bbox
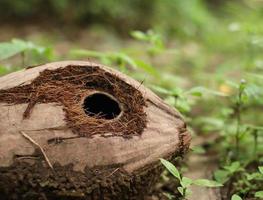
[134,59,159,76]
[186,86,227,97]
[195,117,224,132]
[223,162,242,173]
[259,166,263,174]
[175,97,191,113]
[130,31,148,41]
[160,158,181,180]
[0,40,27,60]
[151,85,173,95]
[214,169,230,184]
[231,194,242,200]
[243,83,263,100]
[191,146,206,154]
[246,172,261,181]
[177,186,184,196]
[162,192,175,200]
[117,53,137,69]
[245,124,263,131]
[247,73,263,80]
[226,80,239,89]
[0,39,51,61]
[194,179,223,187]
[0,66,9,75]
[185,187,192,197]
[255,191,263,198]
[70,49,138,70]
[181,177,193,188]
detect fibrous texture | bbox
[0,65,147,138]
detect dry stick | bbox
[106,168,120,178]
[20,131,54,170]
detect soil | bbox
[0,158,161,200]
[0,145,184,200]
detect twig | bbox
[20,131,53,170]
[106,168,119,177]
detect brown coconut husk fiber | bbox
[0,65,147,138]
[0,61,191,200]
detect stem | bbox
[235,94,241,158]
[182,187,187,200]
[173,95,180,108]
[21,51,26,67]
[235,81,245,158]
[253,130,258,157]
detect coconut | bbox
[0,61,190,200]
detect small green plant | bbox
[234,79,247,157]
[70,48,158,77]
[0,39,53,65]
[231,194,242,200]
[160,158,222,199]
[253,167,263,199]
[151,85,226,114]
[245,124,263,157]
[130,30,164,55]
[255,191,263,199]
[214,161,243,184]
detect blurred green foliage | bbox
[1,0,261,36]
[0,0,153,33]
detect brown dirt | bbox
[0,158,161,200]
[0,65,147,138]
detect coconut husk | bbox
[0,61,190,200]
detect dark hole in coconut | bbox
[83,93,122,120]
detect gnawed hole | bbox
[83,92,122,120]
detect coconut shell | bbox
[0,61,190,200]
